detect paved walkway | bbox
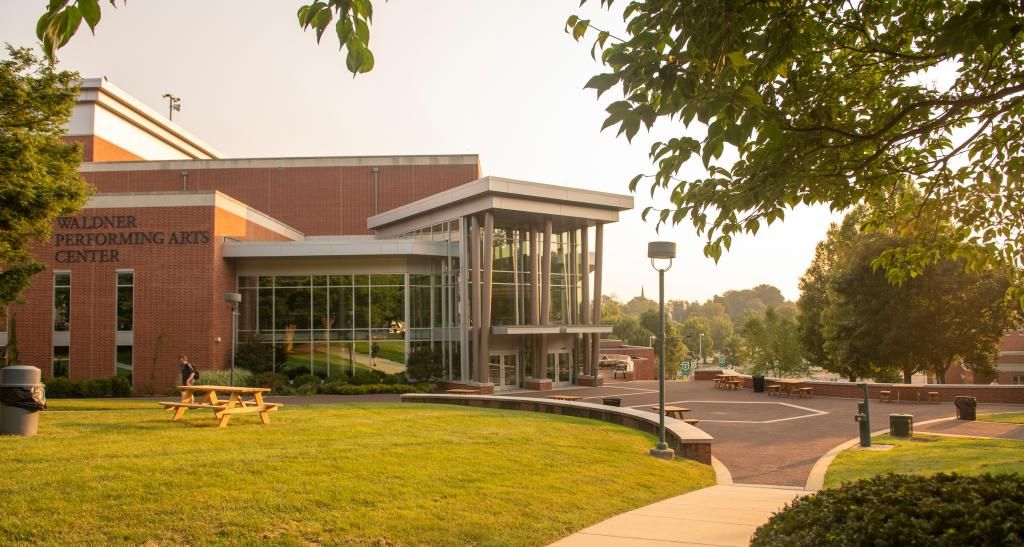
[551,484,810,546]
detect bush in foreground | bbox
[44,377,133,398]
[751,473,1024,546]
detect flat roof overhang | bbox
[368,176,633,237]
[491,325,614,335]
[222,238,456,258]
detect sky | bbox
[0,0,842,304]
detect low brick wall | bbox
[401,393,713,464]
[693,372,1024,404]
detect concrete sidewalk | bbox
[551,484,810,546]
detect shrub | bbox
[234,334,278,373]
[751,473,1024,546]
[251,371,289,391]
[44,377,134,398]
[292,374,321,387]
[348,369,384,385]
[406,346,443,381]
[194,369,253,388]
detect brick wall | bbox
[83,163,480,236]
[692,371,1024,404]
[11,203,296,392]
[600,339,656,380]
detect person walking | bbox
[180,354,197,386]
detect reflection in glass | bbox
[53,346,70,377]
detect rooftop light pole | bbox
[162,93,181,121]
[648,241,676,460]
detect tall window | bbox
[53,272,70,331]
[116,271,134,332]
[53,346,70,378]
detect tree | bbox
[612,315,652,347]
[740,308,806,378]
[1,46,92,306]
[803,210,1019,383]
[712,285,786,326]
[638,310,687,377]
[623,294,657,317]
[36,1,379,75]
[569,1,1024,301]
[4,313,19,366]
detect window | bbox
[1013,375,1023,385]
[54,272,70,331]
[116,345,132,382]
[53,346,70,378]
[116,271,134,332]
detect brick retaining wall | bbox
[693,369,1024,404]
[401,393,712,464]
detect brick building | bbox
[0,78,631,392]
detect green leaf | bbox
[79,0,100,32]
[336,18,352,48]
[354,17,370,45]
[726,51,750,67]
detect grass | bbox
[825,434,1024,488]
[979,412,1024,424]
[0,400,714,545]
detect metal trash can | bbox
[752,376,766,393]
[954,396,977,421]
[0,366,47,436]
[890,414,913,438]
[602,397,621,407]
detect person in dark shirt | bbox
[180,354,196,386]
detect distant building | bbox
[0,78,631,392]
[944,327,1024,384]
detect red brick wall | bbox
[11,203,296,392]
[600,339,656,380]
[82,163,480,236]
[692,371,1024,404]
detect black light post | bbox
[648,241,676,460]
[225,293,241,386]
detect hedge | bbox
[43,377,133,398]
[751,473,1024,546]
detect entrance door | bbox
[488,353,520,390]
[547,351,573,386]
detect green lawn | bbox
[0,400,714,545]
[825,434,1024,488]
[979,412,1024,424]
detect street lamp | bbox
[648,241,676,460]
[224,293,241,386]
[699,332,704,365]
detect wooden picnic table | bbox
[445,388,481,394]
[161,385,281,428]
[777,379,803,397]
[549,395,583,401]
[648,405,691,419]
[892,384,922,404]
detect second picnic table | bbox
[648,404,690,419]
[161,385,281,428]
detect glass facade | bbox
[116,271,134,332]
[53,346,70,378]
[238,269,460,378]
[116,345,133,380]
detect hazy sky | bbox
[1,1,841,303]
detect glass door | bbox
[489,353,520,390]
[548,351,572,386]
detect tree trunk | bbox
[902,369,913,384]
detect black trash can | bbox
[752,376,766,393]
[890,414,913,438]
[602,397,621,407]
[954,396,977,421]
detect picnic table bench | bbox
[648,405,691,419]
[161,385,280,428]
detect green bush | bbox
[251,371,289,391]
[406,346,444,381]
[751,473,1024,546]
[292,374,321,387]
[44,376,133,398]
[194,369,253,388]
[348,369,385,385]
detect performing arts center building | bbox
[2,78,632,393]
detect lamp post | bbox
[699,332,704,364]
[224,293,241,386]
[648,241,676,460]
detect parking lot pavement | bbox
[512,380,1024,487]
